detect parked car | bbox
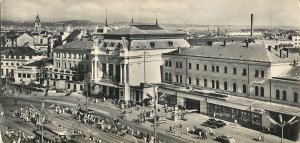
[201,121,210,127]
[216,120,226,127]
[216,135,236,143]
[193,128,206,135]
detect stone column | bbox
[113,64,116,81]
[120,65,123,84]
[106,63,109,78]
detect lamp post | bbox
[267,114,298,143]
[84,80,93,109]
[0,104,4,143]
[148,88,166,143]
[30,103,54,143]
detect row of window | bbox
[1,62,22,66]
[254,86,265,97]
[67,83,83,90]
[55,53,88,59]
[172,75,251,94]
[276,89,298,103]
[2,55,32,59]
[170,62,265,78]
[17,73,31,78]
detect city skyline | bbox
[1,0,300,26]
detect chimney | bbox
[251,14,254,38]
[223,40,226,46]
[268,46,272,52]
[178,47,182,53]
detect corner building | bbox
[88,24,190,104]
[159,41,300,140]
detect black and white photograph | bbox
[0,0,300,143]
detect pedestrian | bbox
[186,127,189,135]
[198,131,202,139]
[169,126,172,132]
[234,119,237,126]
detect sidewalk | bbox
[13,95,297,143]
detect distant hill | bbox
[2,20,104,27]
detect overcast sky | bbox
[2,0,300,26]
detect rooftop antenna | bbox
[105,9,108,27]
[155,8,159,25]
[131,12,134,24]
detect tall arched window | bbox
[260,87,264,97]
[242,84,247,94]
[176,75,179,83]
[276,89,280,99]
[255,86,259,96]
[224,82,227,90]
[233,83,237,92]
[212,80,215,88]
[196,78,199,85]
[165,73,168,81]
[188,77,192,84]
[294,92,298,103]
[179,75,182,83]
[204,79,207,87]
[283,90,287,101]
[169,73,172,81]
[216,80,219,89]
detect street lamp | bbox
[267,114,298,143]
[84,80,94,109]
[148,88,166,143]
[30,103,55,143]
[0,104,5,143]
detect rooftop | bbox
[55,40,93,51]
[104,24,184,36]
[0,46,42,56]
[25,58,53,67]
[165,42,300,63]
[273,65,300,81]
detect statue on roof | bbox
[121,37,129,49]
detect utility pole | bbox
[31,103,54,143]
[0,104,4,143]
[143,50,147,84]
[267,114,298,143]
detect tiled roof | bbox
[274,66,300,81]
[0,46,42,56]
[66,29,81,40]
[55,40,93,50]
[166,42,300,63]
[25,58,53,67]
[130,39,190,50]
[104,24,183,35]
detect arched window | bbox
[196,78,199,85]
[169,73,172,81]
[216,80,219,89]
[179,75,182,83]
[276,89,280,99]
[283,90,287,101]
[176,75,179,83]
[255,86,259,96]
[188,77,192,84]
[294,92,298,103]
[233,83,237,92]
[204,79,207,87]
[212,80,215,88]
[242,84,247,94]
[165,73,168,81]
[260,87,264,97]
[224,82,227,90]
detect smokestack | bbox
[218,27,220,37]
[251,14,254,38]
